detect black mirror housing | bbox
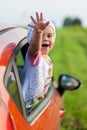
[57,74,81,96]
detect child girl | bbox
[20,12,56,108]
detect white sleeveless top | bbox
[20,51,53,108]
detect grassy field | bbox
[49,25,87,130]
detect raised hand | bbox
[28,12,49,33]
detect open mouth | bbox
[42,44,49,47]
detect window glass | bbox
[7,66,22,112]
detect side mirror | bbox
[57,74,81,96]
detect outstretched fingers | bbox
[40,12,43,21]
[30,16,37,24]
[44,21,50,28]
[36,12,43,21]
[36,12,39,21]
[28,23,35,28]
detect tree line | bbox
[63,17,82,27]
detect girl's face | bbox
[41,26,55,55]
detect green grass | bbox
[8,81,22,112]
[49,25,87,129]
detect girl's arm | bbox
[28,12,49,56]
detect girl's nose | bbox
[42,35,48,40]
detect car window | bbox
[4,38,54,123]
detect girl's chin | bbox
[41,50,49,55]
[41,47,50,53]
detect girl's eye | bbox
[47,34,52,38]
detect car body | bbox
[0,25,81,130]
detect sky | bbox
[0,0,87,28]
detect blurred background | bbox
[0,0,87,129]
[0,0,87,28]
